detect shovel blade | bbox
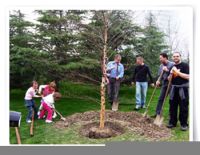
[112,101,119,111]
[142,111,147,117]
[61,117,66,121]
[154,115,164,127]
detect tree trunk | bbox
[99,76,106,129]
[99,12,108,129]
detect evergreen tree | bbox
[10,10,40,87]
[10,10,63,87]
[134,12,168,77]
[35,10,85,64]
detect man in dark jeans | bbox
[152,53,174,117]
[132,56,154,110]
[167,52,189,131]
[107,54,124,111]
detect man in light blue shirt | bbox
[106,54,124,111]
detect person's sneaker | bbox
[181,125,188,131]
[45,120,53,123]
[134,105,141,111]
[26,120,32,123]
[134,105,140,111]
[141,105,146,109]
[38,115,46,119]
[166,124,176,128]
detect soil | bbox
[54,110,172,141]
[80,121,125,139]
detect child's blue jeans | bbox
[24,99,38,122]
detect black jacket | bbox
[132,64,154,83]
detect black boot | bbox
[166,124,176,128]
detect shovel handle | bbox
[157,70,164,82]
[144,71,164,114]
[55,109,64,119]
[145,85,157,110]
[30,110,34,136]
[15,127,21,144]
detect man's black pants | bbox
[107,78,121,105]
[156,83,168,115]
[169,87,189,127]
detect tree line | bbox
[10,10,169,88]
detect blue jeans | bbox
[135,82,148,107]
[24,99,38,121]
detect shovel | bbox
[55,109,66,121]
[143,71,164,117]
[154,74,173,127]
[112,101,119,111]
[142,85,158,117]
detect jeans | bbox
[24,99,38,121]
[135,82,148,107]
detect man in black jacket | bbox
[132,56,154,110]
[167,52,189,131]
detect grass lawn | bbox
[10,81,189,144]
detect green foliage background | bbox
[10,10,169,88]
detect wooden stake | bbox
[30,110,34,137]
[15,127,21,144]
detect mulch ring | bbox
[54,110,172,141]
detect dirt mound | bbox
[80,121,125,139]
[54,110,172,141]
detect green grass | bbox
[10,82,189,144]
